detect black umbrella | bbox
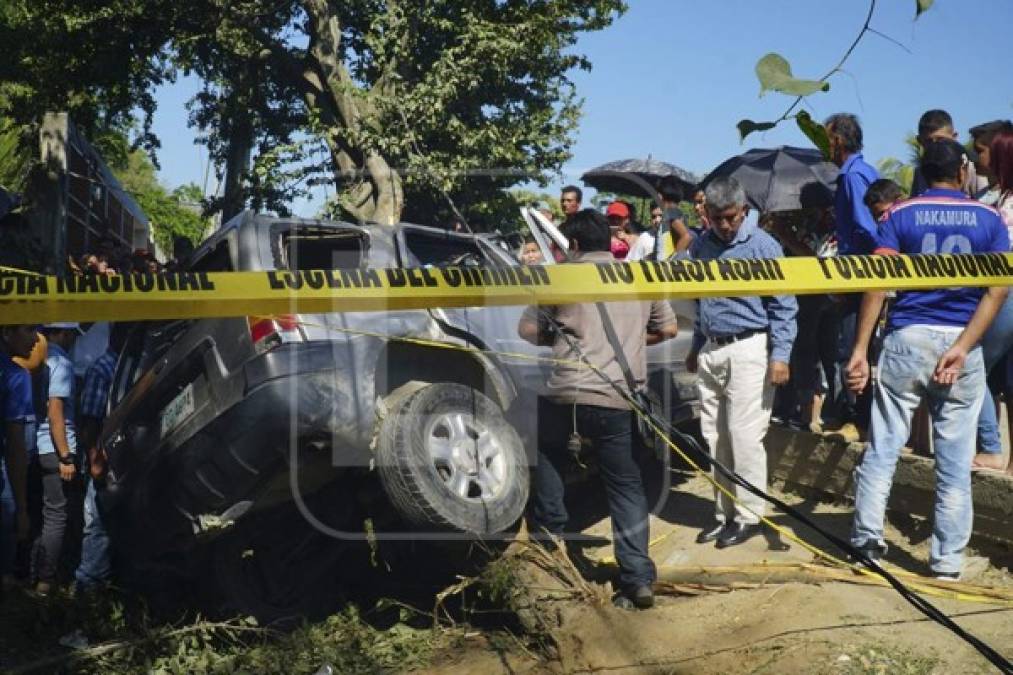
[581,158,699,200]
[698,146,838,213]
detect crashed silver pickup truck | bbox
[98,211,697,617]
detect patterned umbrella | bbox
[698,146,838,213]
[581,158,700,200]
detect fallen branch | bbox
[656,563,1013,604]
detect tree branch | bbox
[866,26,912,54]
[771,0,877,125]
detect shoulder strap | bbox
[592,301,640,396]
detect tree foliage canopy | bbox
[2,0,626,228]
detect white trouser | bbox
[697,332,774,525]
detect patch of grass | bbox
[84,604,453,674]
[1,588,455,675]
[832,643,941,675]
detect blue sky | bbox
[148,0,1013,216]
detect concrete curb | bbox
[765,427,1013,545]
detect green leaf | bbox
[755,53,830,97]
[915,0,934,18]
[795,111,831,160]
[736,119,777,142]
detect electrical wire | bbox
[533,306,1013,673]
[264,311,1013,672]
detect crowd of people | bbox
[0,318,124,599]
[67,238,166,278]
[519,109,1013,608]
[1,109,1011,612]
[0,237,153,598]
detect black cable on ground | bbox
[651,416,1012,674]
[535,304,1012,673]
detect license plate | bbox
[160,383,195,439]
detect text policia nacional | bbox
[1,254,1013,304]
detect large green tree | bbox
[0,0,176,155]
[3,1,625,227]
[179,0,626,225]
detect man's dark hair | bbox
[920,139,966,184]
[657,176,685,203]
[969,119,1013,145]
[561,185,583,202]
[864,179,904,207]
[825,113,863,153]
[918,109,954,138]
[560,208,610,252]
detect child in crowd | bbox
[911,109,983,196]
[863,179,904,223]
[518,237,544,265]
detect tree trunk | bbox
[300,0,403,225]
[220,66,254,225]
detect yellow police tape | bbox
[1,252,1013,324]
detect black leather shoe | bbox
[715,522,762,548]
[612,585,654,610]
[631,584,654,609]
[695,522,726,544]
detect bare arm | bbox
[49,397,77,481]
[952,286,1008,356]
[671,218,693,253]
[78,417,105,479]
[48,397,71,458]
[934,286,1009,385]
[851,291,887,358]
[518,317,541,345]
[646,323,678,345]
[845,291,887,393]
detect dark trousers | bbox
[774,294,839,426]
[829,295,872,428]
[30,453,70,584]
[529,399,656,590]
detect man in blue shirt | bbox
[31,322,81,595]
[73,325,126,591]
[687,177,798,548]
[846,140,1010,579]
[1,325,38,595]
[823,113,881,441]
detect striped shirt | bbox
[79,350,117,420]
[688,223,798,363]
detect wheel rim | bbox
[425,412,508,501]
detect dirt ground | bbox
[423,472,1013,675]
[1,470,1009,673]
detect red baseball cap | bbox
[605,202,629,218]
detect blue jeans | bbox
[74,478,111,588]
[0,461,14,576]
[1,421,35,576]
[529,399,655,591]
[852,325,985,575]
[976,293,1013,454]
